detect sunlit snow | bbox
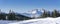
[8,17,60,24]
[1,17,60,24]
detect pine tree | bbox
[8,13,16,20]
[53,9,57,18]
[0,9,6,20]
[8,10,16,20]
[40,9,47,18]
[47,11,51,17]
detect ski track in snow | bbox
[1,17,60,24]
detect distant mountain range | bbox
[0,9,44,18]
[21,9,43,18]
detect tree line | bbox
[0,9,60,20]
[0,10,32,20]
[40,9,60,18]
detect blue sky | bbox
[0,0,60,13]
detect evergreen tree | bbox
[40,9,47,18]
[52,9,58,17]
[0,9,6,20]
[47,11,51,17]
[8,10,16,20]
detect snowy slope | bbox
[8,17,60,24]
[0,20,18,24]
[1,17,60,24]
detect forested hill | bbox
[0,12,32,20]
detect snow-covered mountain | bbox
[21,9,43,18]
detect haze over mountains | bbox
[1,9,60,18]
[21,9,43,18]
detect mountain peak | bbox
[22,9,43,18]
[31,9,38,14]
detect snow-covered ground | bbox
[1,17,60,24]
[0,20,18,24]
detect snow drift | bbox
[1,17,60,24]
[8,17,60,24]
[0,20,18,24]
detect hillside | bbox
[8,17,60,24]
